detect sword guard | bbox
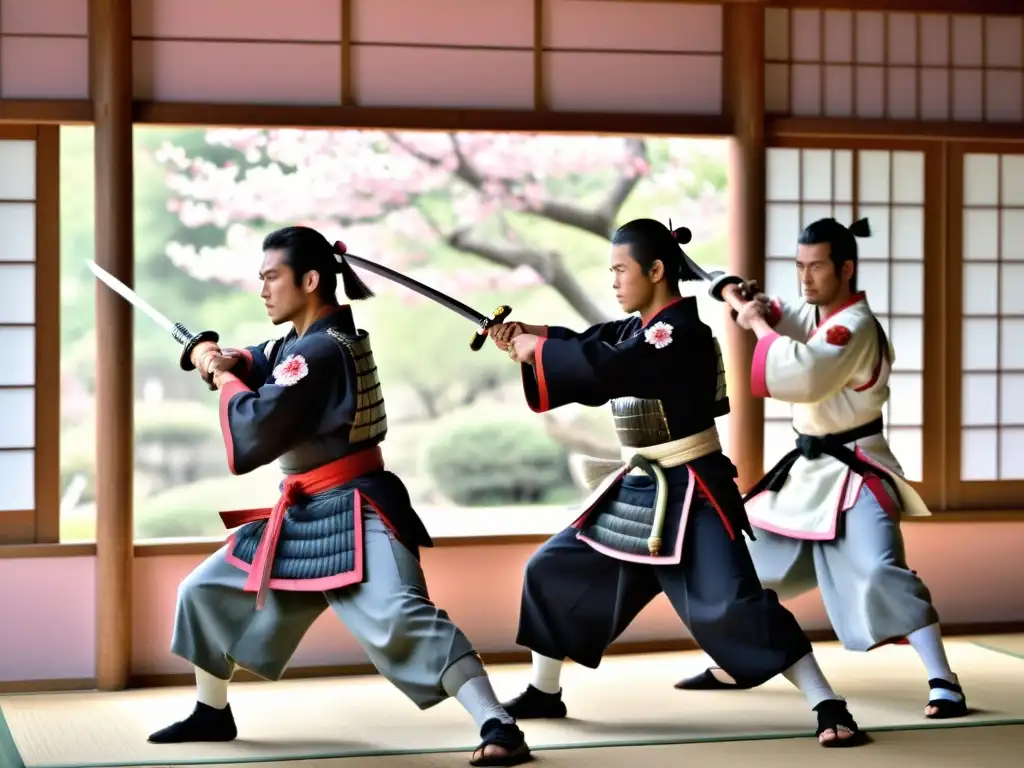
[175,324,221,372]
[469,305,512,351]
[708,273,746,302]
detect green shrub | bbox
[60,399,221,503]
[134,463,284,539]
[422,410,574,506]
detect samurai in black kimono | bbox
[148,226,530,767]
[491,218,867,748]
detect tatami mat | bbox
[204,724,1024,768]
[2,639,1023,768]
[971,632,1024,660]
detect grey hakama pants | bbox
[170,513,477,709]
[747,485,939,651]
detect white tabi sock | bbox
[454,676,515,728]
[907,623,957,684]
[782,653,840,709]
[441,655,514,727]
[195,665,230,710]
[530,652,563,695]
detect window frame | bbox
[764,135,946,512]
[944,141,1024,510]
[0,124,61,545]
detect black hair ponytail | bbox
[332,241,375,301]
[848,217,871,238]
[670,225,692,246]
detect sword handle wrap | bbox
[469,305,513,351]
[174,323,221,372]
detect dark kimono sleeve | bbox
[217,337,352,474]
[522,319,676,412]
[537,323,622,343]
[222,339,278,390]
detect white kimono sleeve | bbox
[750,318,873,403]
[765,296,816,342]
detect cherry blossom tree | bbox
[153,130,727,325]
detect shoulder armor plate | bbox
[713,337,727,404]
[326,328,388,445]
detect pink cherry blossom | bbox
[644,322,674,349]
[153,130,727,324]
[272,355,309,387]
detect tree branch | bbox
[388,131,640,325]
[446,229,610,325]
[532,138,648,238]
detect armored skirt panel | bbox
[573,451,752,565]
[230,485,361,581]
[227,468,432,588]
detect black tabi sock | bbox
[147,701,238,743]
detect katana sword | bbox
[685,251,757,304]
[336,242,512,351]
[86,260,220,373]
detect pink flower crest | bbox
[644,321,673,349]
[273,355,309,386]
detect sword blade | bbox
[86,259,176,333]
[343,253,490,326]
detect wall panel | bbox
[545,51,720,114]
[353,47,533,110]
[766,10,1024,124]
[1,38,90,100]
[544,0,721,52]
[1,0,88,35]
[542,0,722,114]
[763,146,925,482]
[131,0,343,105]
[131,0,341,42]
[0,556,96,681]
[132,41,342,105]
[118,0,732,113]
[353,0,533,47]
[0,0,89,100]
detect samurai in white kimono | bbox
[675,217,967,720]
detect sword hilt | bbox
[173,322,221,373]
[708,271,747,303]
[469,305,513,351]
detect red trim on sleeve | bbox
[530,337,551,413]
[766,299,783,327]
[218,373,253,475]
[221,348,254,378]
[750,331,781,399]
[235,348,254,376]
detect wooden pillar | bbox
[723,3,766,490]
[91,0,134,691]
